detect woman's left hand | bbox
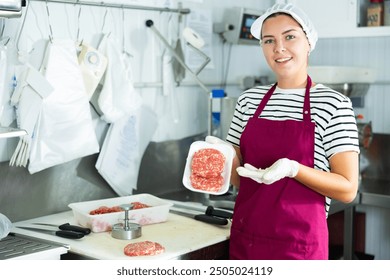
[261,158,299,184]
[237,158,299,185]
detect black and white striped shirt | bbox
[226,83,360,215]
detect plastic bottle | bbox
[367,0,384,26]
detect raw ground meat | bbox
[124,241,165,257]
[89,206,123,215]
[190,174,224,192]
[191,148,225,178]
[131,202,150,209]
[89,202,150,215]
[190,148,225,192]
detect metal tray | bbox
[0,233,68,260]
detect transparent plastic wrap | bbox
[0,213,12,239]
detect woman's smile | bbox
[275,56,293,63]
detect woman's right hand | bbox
[205,135,241,188]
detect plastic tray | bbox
[182,141,234,195]
[68,194,173,233]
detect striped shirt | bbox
[226,83,360,216]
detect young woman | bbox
[222,3,360,260]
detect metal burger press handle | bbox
[111,204,142,240]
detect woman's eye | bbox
[263,39,274,44]
[286,34,295,40]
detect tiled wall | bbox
[310,36,390,134]
[310,35,390,259]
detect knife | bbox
[16,226,85,239]
[205,206,233,219]
[170,209,229,226]
[169,201,233,219]
[32,223,91,235]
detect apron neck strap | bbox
[254,75,312,123]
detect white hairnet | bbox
[250,3,318,52]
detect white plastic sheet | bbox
[96,105,157,196]
[0,42,17,163]
[9,65,53,167]
[95,35,142,123]
[0,45,9,125]
[0,213,12,239]
[28,39,99,174]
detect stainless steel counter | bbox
[331,178,390,260]
[359,179,390,209]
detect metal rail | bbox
[29,0,190,14]
[145,19,213,136]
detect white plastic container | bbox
[68,194,173,233]
[182,141,234,195]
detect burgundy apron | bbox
[230,76,328,260]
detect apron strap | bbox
[303,76,312,123]
[253,83,276,119]
[253,76,312,123]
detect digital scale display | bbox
[239,13,259,40]
[221,8,263,45]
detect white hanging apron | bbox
[94,34,142,123]
[28,39,99,174]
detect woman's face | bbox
[261,14,311,85]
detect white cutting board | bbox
[12,210,231,260]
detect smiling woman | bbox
[260,14,311,86]
[223,2,360,260]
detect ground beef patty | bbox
[190,174,224,192]
[124,241,165,257]
[190,148,225,192]
[191,148,225,177]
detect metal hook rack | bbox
[29,0,190,14]
[145,19,213,136]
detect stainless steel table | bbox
[330,179,390,260]
[329,196,359,260]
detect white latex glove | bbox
[237,158,299,185]
[262,158,299,184]
[236,163,266,184]
[205,135,236,156]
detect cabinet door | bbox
[285,0,357,38]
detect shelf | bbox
[320,26,390,38]
[296,0,390,38]
[352,26,390,37]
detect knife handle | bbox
[59,223,91,235]
[206,206,233,219]
[55,230,85,239]
[194,214,228,226]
